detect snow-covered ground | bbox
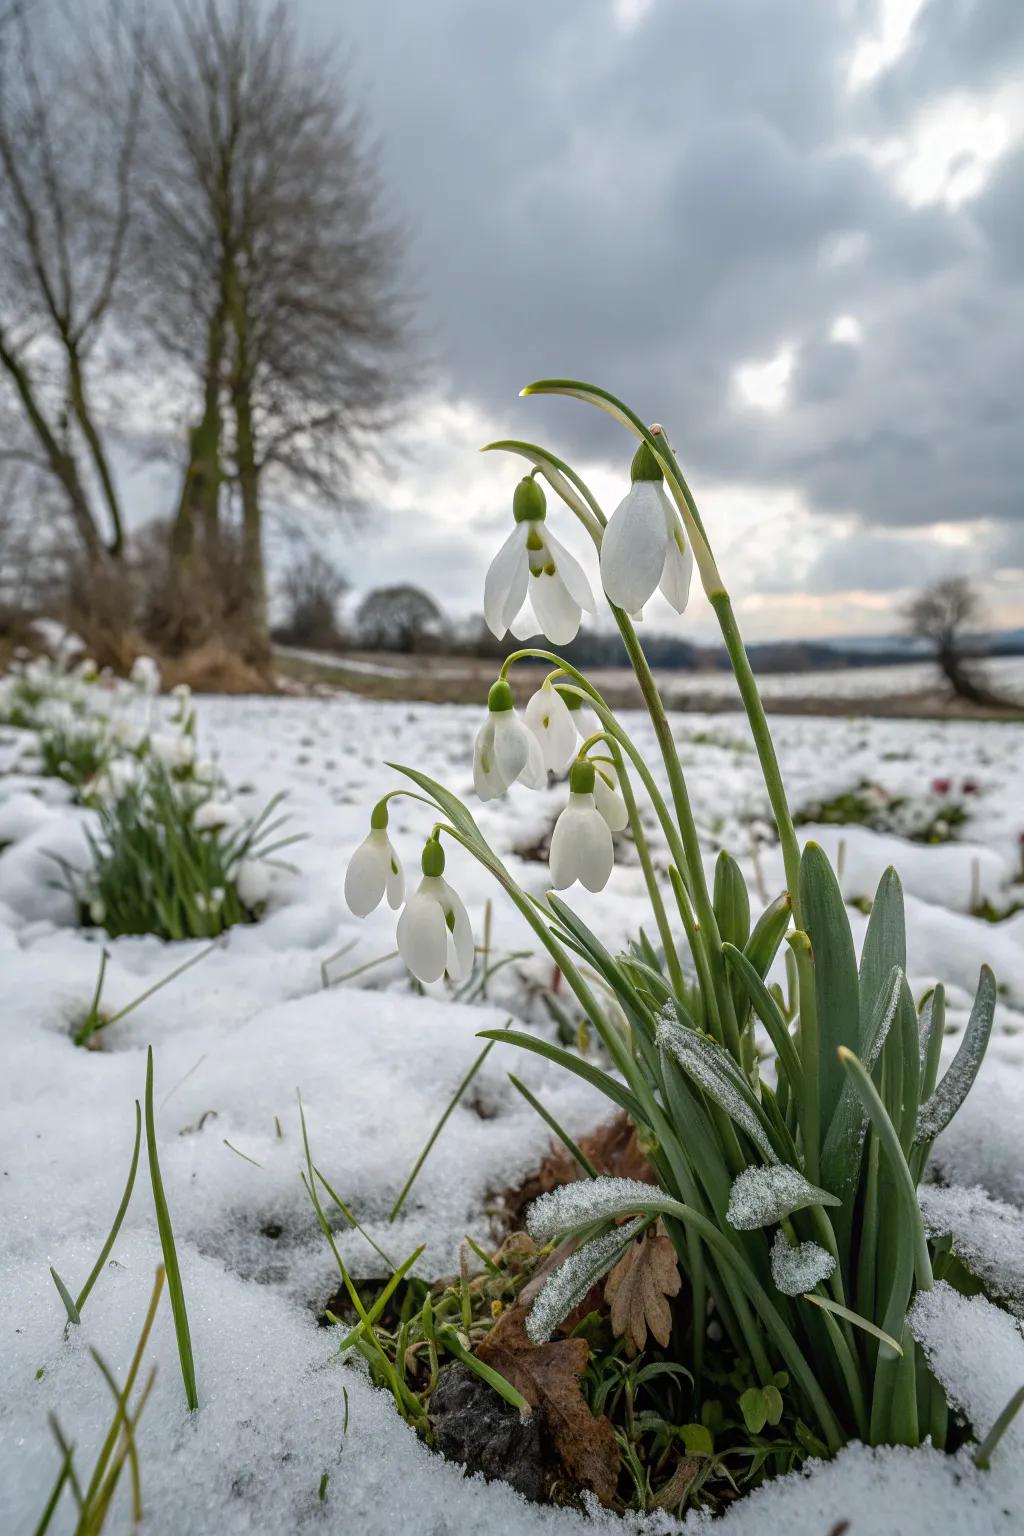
[666,652,1024,704]
[2,690,1023,1534]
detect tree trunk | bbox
[228,283,269,670]
[0,330,108,565]
[171,305,225,571]
[67,344,125,556]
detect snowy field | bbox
[665,652,1024,704]
[2,690,1024,1533]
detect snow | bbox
[2,680,1023,1532]
[726,1165,839,1231]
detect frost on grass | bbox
[526,1176,669,1243]
[915,965,996,1145]
[726,1164,840,1231]
[656,1014,776,1162]
[770,1231,836,1296]
[919,1183,1024,1319]
[526,1217,646,1344]
[910,1280,1024,1458]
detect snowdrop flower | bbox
[130,655,161,697]
[396,837,474,984]
[484,476,595,645]
[192,798,243,834]
[344,802,405,917]
[149,730,195,772]
[549,759,615,893]
[600,438,693,616]
[592,761,629,831]
[474,680,547,799]
[524,677,577,775]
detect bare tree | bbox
[276,549,349,651]
[133,0,411,664]
[905,577,1000,705]
[356,585,445,654]
[0,1,142,562]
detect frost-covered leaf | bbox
[770,1231,836,1296]
[820,965,902,1197]
[914,966,996,1145]
[526,1176,673,1243]
[726,1164,840,1231]
[800,842,860,1129]
[526,1218,646,1343]
[604,1224,681,1355]
[656,1015,776,1162]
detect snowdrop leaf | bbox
[799,843,860,1130]
[713,851,750,950]
[919,984,946,1097]
[656,1014,777,1163]
[914,965,996,1146]
[770,1232,836,1297]
[721,942,802,1096]
[527,1218,647,1343]
[742,891,792,984]
[858,867,906,1046]
[726,1164,840,1232]
[821,965,903,1198]
[387,763,483,846]
[527,1176,680,1242]
[476,1028,646,1124]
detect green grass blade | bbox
[507,1073,597,1178]
[336,1244,426,1350]
[974,1383,1024,1470]
[802,1291,903,1354]
[145,1048,198,1410]
[49,1267,80,1328]
[476,1027,645,1122]
[75,1100,142,1313]
[436,1326,532,1414]
[390,1040,495,1221]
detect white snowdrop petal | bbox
[344,829,389,917]
[593,766,629,831]
[385,843,405,910]
[573,804,614,892]
[484,525,528,638]
[659,513,694,615]
[499,541,531,632]
[492,711,530,786]
[473,717,508,801]
[549,804,587,890]
[525,682,577,774]
[518,723,549,790]
[396,885,448,983]
[509,597,540,641]
[600,482,669,613]
[530,569,582,645]
[540,528,596,613]
[444,883,475,980]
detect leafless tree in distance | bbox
[905,577,1002,706]
[276,549,350,652]
[132,0,412,664]
[356,585,446,654]
[0,0,142,563]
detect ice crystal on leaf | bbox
[915,966,996,1145]
[656,1014,776,1162]
[726,1164,840,1232]
[526,1218,646,1344]
[770,1231,836,1297]
[526,1176,670,1243]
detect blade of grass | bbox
[74,1101,142,1314]
[389,1040,496,1221]
[974,1383,1024,1470]
[507,1074,597,1177]
[436,1326,532,1414]
[335,1244,426,1350]
[802,1292,903,1354]
[145,1048,198,1410]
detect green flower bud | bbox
[512,475,546,523]
[421,837,445,877]
[487,679,515,713]
[370,798,389,830]
[569,757,596,795]
[630,439,664,484]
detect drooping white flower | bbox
[474,680,547,800]
[149,730,196,772]
[130,655,161,697]
[396,837,474,983]
[484,476,595,646]
[344,803,405,917]
[592,760,629,831]
[192,798,243,834]
[600,439,693,616]
[549,759,615,892]
[524,677,577,775]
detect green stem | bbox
[788,931,820,1183]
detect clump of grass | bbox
[54,760,298,940]
[37,722,111,797]
[794,779,970,844]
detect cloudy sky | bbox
[251,3,1024,640]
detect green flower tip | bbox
[421,837,445,878]
[370,799,389,831]
[569,757,596,795]
[630,439,664,484]
[488,679,515,713]
[512,475,546,523]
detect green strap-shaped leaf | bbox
[714,851,751,950]
[820,964,903,1198]
[656,1015,777,1163]
[476,1027,646,1124]
[914,966,996,1146]
[742,890,792,984]
[799,843,860,1130]
[858,867,906,1046]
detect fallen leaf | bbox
[475,1303,619,1505]
[604,1223,681,1356]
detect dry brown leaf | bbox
[604,1224,681,1356]
[475,1303,619,1505]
